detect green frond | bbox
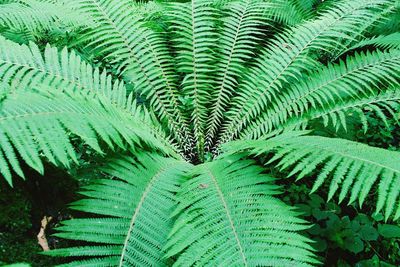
[266,0,315,26]
[0,0,93,34]
[329,3,397,59]
[241,48,400,139]
[347,32,400,51]
[0,37,176,154]
[224,133,400,221]
[205,0,270,150]
[165,155,317,266]
[69,0,193,153]
[46,153,190,266]
[370,3,400,35]
[218,0,393,145]
[0,85,172,185]
[269,87,400,137]
[168,0,218,157]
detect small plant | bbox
[0,0,399,266]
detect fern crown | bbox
[1,0,400,266]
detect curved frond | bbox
[205,0,269,149]
[69,0,193,153]
[0,86,174,185]
[330,3,397,59]
[310,87,400,133]
[0,37,176,153]
[224,133,400,221]
[46,153,190,266]
[218,0,392,145]
[241,48,400,139]
[0,0,93,33]
[168,0,217,158]
[165,156,317,266]
[347,32,400,51]
[267,0,315,26]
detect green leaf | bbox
[345,236,364,254]
[360,226,379,241]
[378,224,400,238]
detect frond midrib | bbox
[206,0,251,148]
[205,167,248,266]
[118,166,167,266]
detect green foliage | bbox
[224,133,400,220]
[166,156,317,266]
[46,153,190,266]
[0,0,399,265]
[282,183,400,266]
[0,0,93,35]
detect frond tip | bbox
[224,133,400,221]
[165,156,317,266]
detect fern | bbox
[205,0,269,149]
[0,37,178,184]
[0,0,93,34]
[347,32,400,51]
[1,0,400,265]
[167,0,217,158]
[223,133,400,221]
[267,0,315,26]
[69,0,193,154]
[219,0,392,144]
[0,86,172,185]
[240,48,400,139]
[269,87,400,138]
[165,155,317,266]
[46,153,190,266]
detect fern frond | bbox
[279,87,400,135]
[0,85,174,186]
[205,0,269,150]
[47,153,190,266]
[69,0,193,153]
[165,155,317,266]
[0,0,93,33]
[347,32,400,51]
[218,0,393,145]
[0,37,177,155]
[266,0,315,26]
[241,48,400,139]
[168,0,217,158]
[224,133,400,221]
[331,3,398,59]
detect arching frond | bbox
[0,86,172,186]
[347,32,400,52]
[69,0,193,153]
[167,0,217,158]
[329,3,397,59]
[266,0,315,26]
[218,0,392,145]
[312,88,400,133]
[260,85,400,138]
[241,48,400,139]
[0,0,93,33]
[0,37,175,153]
[46,153,190,266]
[224,133,400,221]
[205,0,269,150]
[165,155,317,266]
